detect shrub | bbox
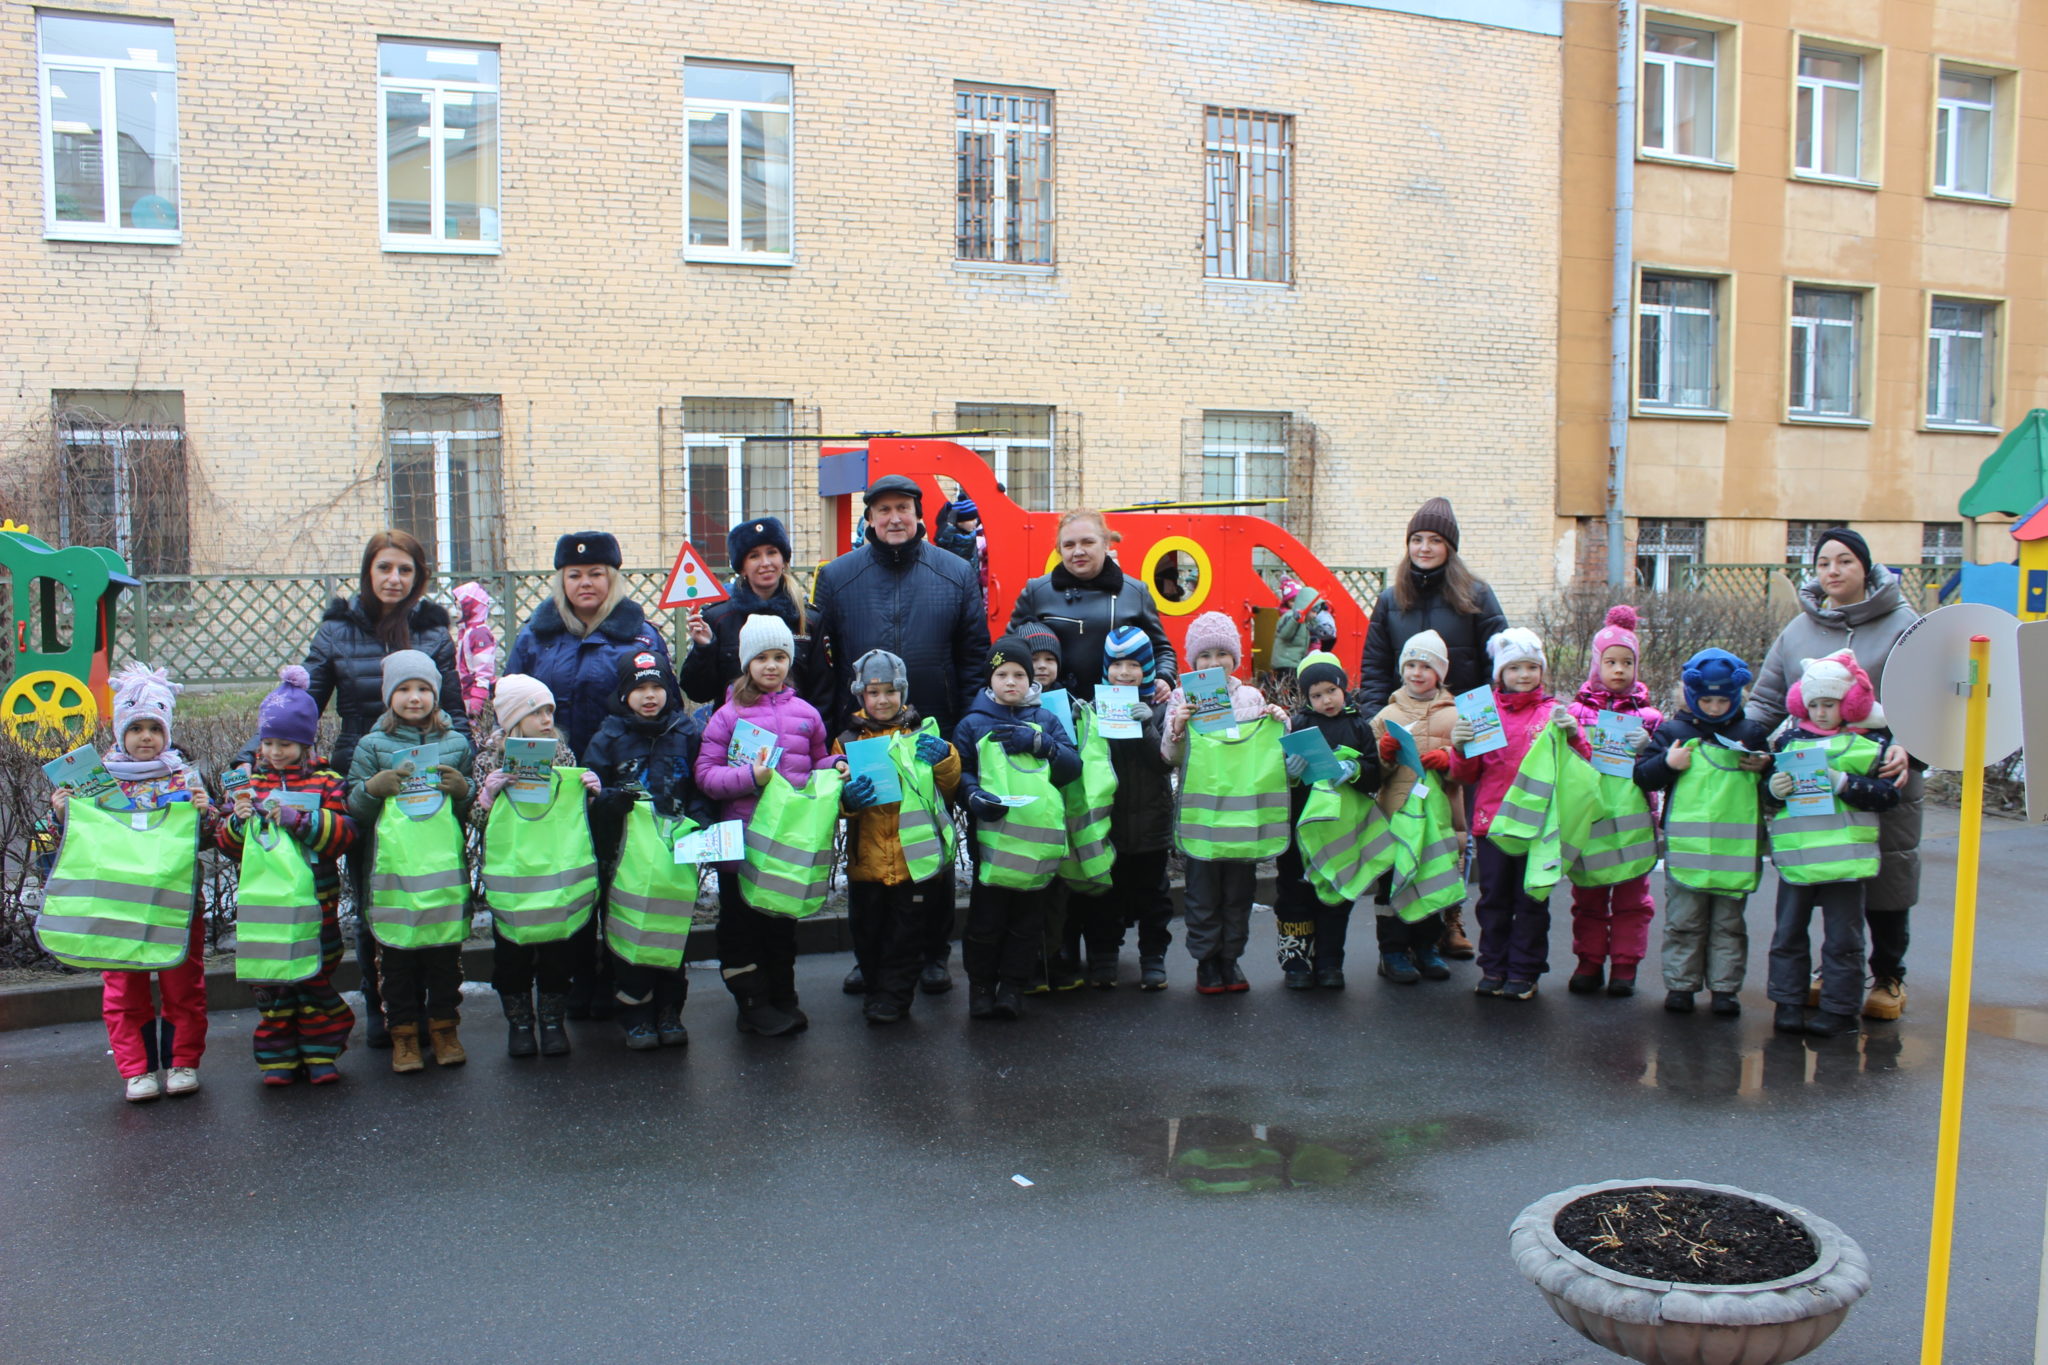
[1531,586,1794,714]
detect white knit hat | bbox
[1487,627,1546,681]
[738,613,796,672]
[1400,630,1451,678]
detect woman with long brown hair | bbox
[1355,499,1507,708]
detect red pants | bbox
[102,916,208,1078]
[1570,875,1655,967]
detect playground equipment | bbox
[0,523,136,757]
[817,438,1368,667]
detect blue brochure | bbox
[1590,710,1643,779]
[1453,686,1507,756]
[842,735,903,805]
[1038,688,1076,744]
[1775,747,1837,816]
[1383,718,1423,776]
[1279,727,1346,785]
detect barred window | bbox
[1789,287,1863,419]
[956,86,1054,266]
[1638,274,1720,410]
[1927,298,1997,428]
[1634,518,1704,593]
[1204,108,1291,282]
[384,395,503,577]
[1921,522,1964,567]
[682,399,794,571]
[954,404,1054,512]
[52,390,189,575]
[1784,520,1836,566]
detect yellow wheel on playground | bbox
[1141,536,1213,616]
[2,670,99,758]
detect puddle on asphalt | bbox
[1121,1115,1518,1195]
[1971,1005,2048,1047]
[1633,1029,1929,1097]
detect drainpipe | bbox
[1605,0,1639,588]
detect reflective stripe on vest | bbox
[740,767,845,917]
[1059,704,1119,894]
[1662,745,1764,893]
[482,767,599,945]
[893,719,958,885]
[1176,716,1289,861]
[1295,749,1397,907]
[36,799,201,971]
[1389,782,1466,923]
[367,802,469,949]
[1485,720,1575,894]
[233,817,324,984]
[1769,733,1882,885]
[606,801,699,969]
[1568,773,1659,888]
[974,728,1067,890]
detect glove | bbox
[435,766,471,801]
[1450,718,1476,747]
[1378,732,1400,762]
[580,769,602,794]
[968,790,1008,822]
[268,802,310,837]
[481,770,513,799]
[998,725,1044,757]
[1284,753,1310,781]
[1552,709,1581,740]
[364,767,407,799]
[1626,726,1652,752]
[1420,748,1452,773]
[1126,702,1153,724]
[915,733,949,766]
[1337,758,1361,785]
[1768,771,1796,799]
[1829,770,1850,794]
[843,775,879,810]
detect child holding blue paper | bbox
[1274,651,1381,988]
[1370,630,1469,971]
[1071,627,1176,989]
[1018,622,1082,991]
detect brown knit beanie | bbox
[1407,497,1459,553]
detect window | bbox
[1642,23,1717,161]
[1926,298,1998,428]
[379,40,499,252]
[52,391,188,574]
[1795,45,1865,180]
[681,399,794,570]
[1922,522,1964,567]
[1785,520,1836,566]
[955,404,1054,512]
[1200,412,1289,507]
[685,62,792,263]
[956,86,1054,266]
[1634,518,1704,592]
[1934,66,1995,198]
[1204,108,1291,282]
[1637,274,1720,411]
[1788,287,1863,419]
[384,396,502,576]
[38,14,179,242]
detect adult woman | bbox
[678,517,829,708]
[1747,529,1919,1021]
[1355,498,1508,708]
[1006,509,1177,703]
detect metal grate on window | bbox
[678,398,804,571]
[953,404,1054,512]
[955,86,1054,265]
[383,394,504,578]
[1921,522,1964,567]
[1784,519,1836,566]
[1204,108,1291,282]
[50,390,191,576]
[1633,517,1705,592]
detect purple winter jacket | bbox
[693,685,835,823]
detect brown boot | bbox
[389,1024,424,1073]
[1439,907,1476,960]
[1863,977,1906,1020]
[427,1019,467,1067]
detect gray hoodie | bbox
[1746,567,1921,733]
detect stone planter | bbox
[1509,1178,1871,1365]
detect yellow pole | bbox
[1922,634,1992,1363]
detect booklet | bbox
[1713,732,1767,755]
[992,792,1042,808]
[1279,727,1347,785]
[393,745,445,817]
[1383,718,1424,777]
[42,744,120,806]
[1589,710,1643,779]
[727,719,783,772]
[502,737,558,805]
[1038,688,1076,744]
[1774,747,1836,816]
[1095,685,1141,740]
[842,735,903,805]
[675,819,745,864]
[1453,686,1507,756]
[267,790,322,817]
[1182,668,1237,736]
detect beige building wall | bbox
[0,0,1564,612]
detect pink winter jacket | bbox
[694,686,833,824]
[1567,680,1665,734]
[1450,687,1593,837]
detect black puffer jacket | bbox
[1106,706,1174,854]
[1355,566,1508,709]
[1006,560,1179,693]
[302,595,467,775]
[811,531,992,737]
[676,579,831,710]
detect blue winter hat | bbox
[727,516,792,568]
[1102,625,1154,684]
[951,497,980,521]
[1681,647,1753,714]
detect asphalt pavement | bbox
[4,821,2046,1364]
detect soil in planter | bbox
[1555,1187,1817,1285]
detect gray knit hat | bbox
[381,649,442,707]
[851,648,909,697]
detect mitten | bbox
[1284,753,1310,781]
[1337,758,1362,785]
[1450,718,1476,747]
[968,790,1008,821]
[843,774,879,810]
[269,803,310,839]
[481,770,512,800]
[1420,749,1452,773]
[1378,732,1401,762]
[915,733,949,766]
[998,725,1043,756]
[364,767,406,799]
[1626,726,1652,752]
[1768,771,1796,799]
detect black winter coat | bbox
[504,597,671,763]
[1006,560,1178,693]
[1105,707,1174,854]
[811,532,992,738]
[1355,566,1508,710]
[1634,708,1773,795]
[1285,706,1383,820]
[300,595,467,776]
[676,580,831,710]
[583,707,717,863]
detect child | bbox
[1369,629,1470,961]
[1634,648,1772,1017]
[953,634,1083,1018]
[452,580,498,725]
[49,662,216,1102]
[1162,611,1291,995]
[585,652,714,1049]
[1275,651,1382,988]
[218,665,357,1085]
[1017,620,1080,991]
[833,649,962,1024]
[347,650,475,1073]
[1563,606,1664,998]
[1763,651,1901,1039]
[473,673,603,1056]
[1070,626,1174,989]
[694,614,839,1038]
[1450,628,1590,1000]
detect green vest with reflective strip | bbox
[1486,719,1580,895]
[1769,732,1882,886]
[367,801,469,949]
[233,816,323,984]
[1295,746,1398,907]
[1663,743,1763,894]
[37,798,200,972]
[1568,770,1659,888]
[741,767,845,917]
[1486,717,1558,851]
[1176,716,1289,861]
[892,719,958,885]
[974,728,1067,890]
[1389,780,1467,923]
[606,800,699,969]
[1058,704,1119,894]
[482,767,599,945]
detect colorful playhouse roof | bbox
[2012,494,2048,543]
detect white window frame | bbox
[1634,519,1704,592]
[683,62,794,266]
[1203,108,1292,283]
[1641,22,1719,163]
[1787,286,1865,422]
[1925,296,2000,431]
[1200,413,1289,506]
[1636,272,1723,414]
[38,15,179,245]
[955,85,1055,268]
[377,40,501,255]
[955,407,1056,511]
[1933,64,1997,200]
[1921,522,1965,567]
[387,425,501,577]
[1794,41,1876,184]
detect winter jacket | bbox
[217,762,355,905]
[52,753,221,847]
[694,687,833,823]
[676,580,831,711]
[1355,566,1509,710]
[1006,560,1180,698]
[831,706,963,885]
[344,715,476,827]
[298,595,467,776]
[504,595,672,762]
[811,531,992,738]
[1633,707,1774,796]
[1449,688,1592,837]
[1748,568,1921,734]
[952,688,1083,804]
[1370,688,1464,824]
[1105,705,1174,854]
[584,707,717,862]
[1161,678,1282,767]
[1270,586,1322,672]
[1567,681,1666,735]
[1765,725,1904,826]
[1284,704,1383,821]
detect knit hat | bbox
[727,516,793,569]
[1407,497,1460,553]
[1587,604,1642,682]
[451,580,493,626]
[1102,625,1155,684]
[257,664,320,746]
[1182,611,1243,669]
[987,634,1034,682]
[851,648,909,698]
[1277,575,1302,606]
[1789,650,1876,726]
[1296,650,1348,698]
[1399,629,1451,680]
[1813,527,1873,580]
[951,497,980,523]
[1019,620,1064,673]
[554,531,622,569]
[110,661,180,748]
[491,673,555,734]
[738,612,796,673]
[614,648,678,710]
[1680,648,1752,715]
[864,474,924,511]
[1486,627,1545,682]
[380,649,441,708]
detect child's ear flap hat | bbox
[1680,648,1751,715]
[111,661,181,747]
[1788,649,1876,725]
[1486,627,1546,682]
[1587,605,1641,683]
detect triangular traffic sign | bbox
[658,541,729,609]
